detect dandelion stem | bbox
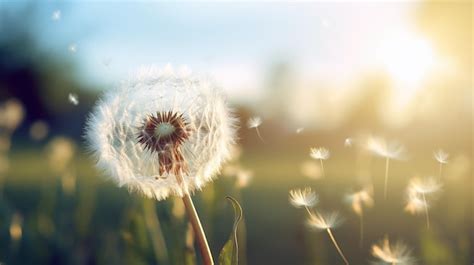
[359,214,364,248]
[383,157,390,200]
[320,159,325,178]
[182,193,214,265]
[255,127,265,143]
[422,193,430,229]
[326,228,349,265]
[143,199,169,264]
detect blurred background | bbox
[0,1,472,265]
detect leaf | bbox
[218,196,243,265]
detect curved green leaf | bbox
[218,196,243,265]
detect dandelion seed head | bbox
[345,186,374,216]
[408,176,441,194]
[371,237,415,265]
[404,191,426,215]
[307,211,342,230]
[68,93,79,105]
[310,147,330,160]
[247,116,262,129]
[289,188,318,208]
[367,137,406,160]
[85,65,237,200]
[434,149,449,164]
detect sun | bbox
[376,29,438,99]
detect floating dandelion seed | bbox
[296,127,304,134]
[307,211,349,265]
[68,93,79,105]
[344,138,353,147]
[371,237,415,265]
[433,149,449,178]
[367,137,406,199]
[68,44,77,53]
[247,116,264,142]
[86,65,237,265]
[51,10,61,20]
[345,186,374,247]
[289,188,318,208]
[310,147,330,177]
[406,176,441,229]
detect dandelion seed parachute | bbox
[86,66,237,201]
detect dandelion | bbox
[289,188,318,209]
[307,211,349,265]
[345,186,374,247]
[68,44,77,53]
[86,65,237,265]
[68,93,79,105]
[367,137,406,199]
[51,10,61,20]
[310,147,330,177]
[371,237,415,265]
[433,149,448,178]
[406,176,441,229]
[247,116,264,142]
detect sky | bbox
[5,1,424,100]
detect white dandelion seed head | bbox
[289,188,318,208]
[433,149,449,164]
[68,93,79,105]
[345,186,374,216]
[247,116,262,129]
[310,147,330,160]
[307,211,342,230]
[367,137,406,160]
[85,65,238,201]
[371,237,415,265]
[408,176,441,195]
[51,10,61,21]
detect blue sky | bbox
[4,1,419,101]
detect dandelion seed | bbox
[433,149,449,178]
[247,116,264,142]
[51,10,61,21]
[86,65,236,265]
[68,44,77,53]
[289,188,318,208]
[68,93,79,105]
[406,176,441,229]
[310,147,330,177]
[345,186,374,247]
[344,138,353,147]
[371,237,415,265]
[296,127,304,134]
[307,211,349,265]
[367,137,406,199]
